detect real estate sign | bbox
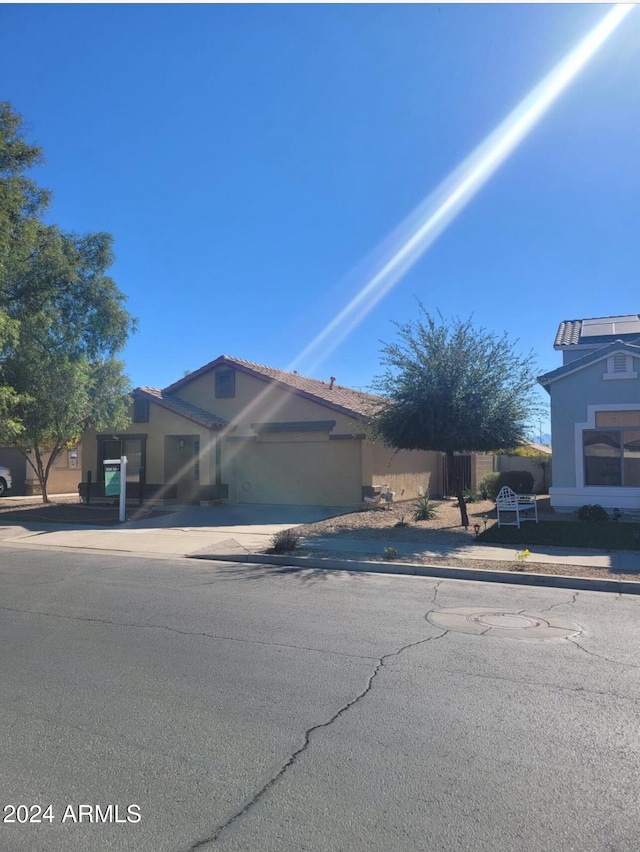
[104,464,121,497]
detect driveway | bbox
[0,502,351,559]
[126,502,351,529]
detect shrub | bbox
[492,470,535,499]
[463,488,479,503]
[383,547,398,561]
[270,528,301,553]
[413,494,437,521]
[394,515,410,528]
[478,473,500,501]
[576,504,609,523]
[513,548,531,571]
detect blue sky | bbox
[2,4,639,433]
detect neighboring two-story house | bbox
[81,355,442,507]
[538,315,640,511]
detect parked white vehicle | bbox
[0,465,12,496]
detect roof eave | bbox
[163,356,230,394]
[132,388,227,430]
[538,340,640,387]
[164,356,371,420]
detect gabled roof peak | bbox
[163,355,379,418]
[539,339,640,388]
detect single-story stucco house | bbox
[538,314,640,511]
[81,355,444,507]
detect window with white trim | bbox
[584,411,640,486]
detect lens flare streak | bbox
[129,5,633,513]
[292,4,634,375]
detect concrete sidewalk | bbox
[0,518,294,558]
[0,503,341,559]
[0,502,638,572]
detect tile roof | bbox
[164,355,380,418]
[554,314,640,347]
[133,387,227,429]
[554,320,582,347]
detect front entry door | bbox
[164,435,200,501]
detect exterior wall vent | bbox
[613,353,628,373]
[603,353,637,381]
[215,369,236,398]
[133,398,150,423]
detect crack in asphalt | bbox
[181,629,449,851]
[430,580,443,605]
[567,636,640,670]
[539,592,579,613]
[0,605,378,663]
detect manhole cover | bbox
[427,607,581,640]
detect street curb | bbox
[187,552,640,595]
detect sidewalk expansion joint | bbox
[180,629,449,851]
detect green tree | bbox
[0,103,136,500]
[3,351,131,502]
[0,228,135,501]
[0,102,51,353]
[370,307,539,527]
[4,224,133,358]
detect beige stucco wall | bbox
[472,453,496,489]
[82,404,215,489]
[361,442,441,501]
[177,370,364,436]
[145,408,213,486]
[228,436,362,506]
[24,446,82,496]
[179,368,368,505]
[496,454,552,494]
[80,368,440,506]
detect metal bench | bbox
[496,486,538,528]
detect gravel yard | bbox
[295,497,640,581]
[296,497,502,545]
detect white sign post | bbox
[103,455,128,523]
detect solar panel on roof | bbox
[581,315,640,338]
[612,317,640,335]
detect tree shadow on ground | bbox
[0,503,170,529]
[197,560,365,585]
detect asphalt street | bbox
[1,547,639,852]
